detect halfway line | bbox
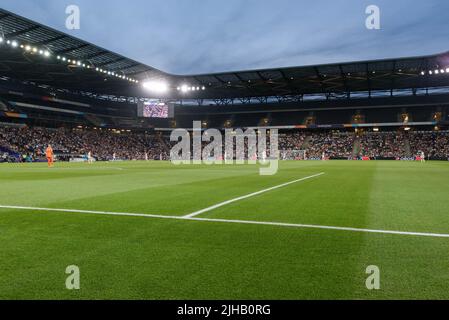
[183,172,325,218]
[1,205,449,238]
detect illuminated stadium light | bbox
[429,70,433,75]
[435,70,439,74]
[142,81,169,93]
[4,39,140,85]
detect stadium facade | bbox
[0,8,448,162]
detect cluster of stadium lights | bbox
[0,36,139,83]
[141,81,207,94]
[177,85,206,92]
[421,68,449,76]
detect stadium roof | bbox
[1,8,449,102]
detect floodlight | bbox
[181,85,189,93]
[142,81,169,93]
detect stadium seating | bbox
[1,125,448,162]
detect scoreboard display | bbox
[137,101,174,119]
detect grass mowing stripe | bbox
[1,204,449,238]
[183,172,325,218]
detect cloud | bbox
[1,0,449,74]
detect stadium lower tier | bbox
[0,125,448,162]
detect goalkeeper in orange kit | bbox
[46,144,54,167]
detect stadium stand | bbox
[358,132,408,159]
[2,124,449,162]
[0,126,169,162]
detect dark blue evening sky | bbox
[1,0,448,74]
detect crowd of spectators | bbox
[408,131,449,159]
[1,125,449,162]
[279,132,306,151]
[305,132,355,159]
[0,126,169,162]
[358,132,407,158]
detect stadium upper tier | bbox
[1,8,449,101]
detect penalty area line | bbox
[1,204,449,238]
[183,172,325,218]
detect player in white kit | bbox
[87,151,93,164]
[421,151,426,163]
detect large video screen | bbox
[137,101,174,119]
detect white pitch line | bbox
[183,172,325,218]
[1,204,449,238]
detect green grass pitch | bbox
[0,160,448,299]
